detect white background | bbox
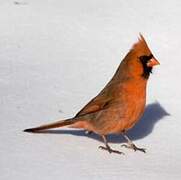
[0,0,181,179]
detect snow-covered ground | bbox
[1,0,181,179]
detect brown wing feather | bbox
[75,72,117,117]
[75,94,111,117]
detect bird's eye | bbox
[139,54,153,62]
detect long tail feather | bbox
[24,118,76,133]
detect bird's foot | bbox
[121,143,146,153]
[99,145,125,155]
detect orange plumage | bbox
[24,34,159,154]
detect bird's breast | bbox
[119,81,146,131]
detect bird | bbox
[24,34,160,154]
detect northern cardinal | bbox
[24,34,159,154]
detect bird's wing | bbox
[75,94,111,117]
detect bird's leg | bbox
[121,133,146,153]
[99,135,124,155]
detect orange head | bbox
[123,34,160,79]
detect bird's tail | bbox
[24,118,77,133]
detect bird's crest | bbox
[131,33,152,55]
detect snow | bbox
[0,0,181,179]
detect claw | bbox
[99,146,125,155]
[121,143,146,153]
[99,135,125,155]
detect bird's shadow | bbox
[40,102,170,143]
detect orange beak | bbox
[147,57,160,67]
